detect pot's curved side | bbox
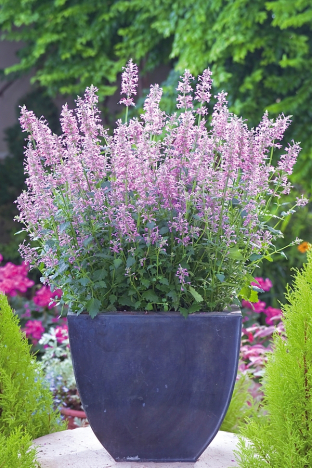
[68,311,242,462]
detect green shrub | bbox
[0,428,38,468]
[235,247,312,467]
[0,293,66,467]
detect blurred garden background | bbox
[0,0,311,423]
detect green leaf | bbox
[86,298,101,318]
[83,236,93,247]
[159,226,169,234]
[167,290,178,301]
[265,255,273,262]
[188,303,201,313]
[239,286,251,300]
[59,221,71,233]
[142,290,159,302]
[249,254,263,262]
[126,256,135,268]
[251,285,264,293]
[267,226,283,237]
[141,278,151,288]
[109,294,117,304]
[114,258,123,268]
[216,273,225,283]
[58,262,68,274]
[94,280,107,289]
[158,277,169,285]
[145,303,153,310]
[79,277,90,286]
[189,286,203,302]
[93,269,107,281]
[249,289,259,303]
[228,247,244,260]
[180,307,189,317]
[119,295,135,307]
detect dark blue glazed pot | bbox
[68,310,242,462]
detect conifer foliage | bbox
[0,293,65,467]
[236,247,312,467]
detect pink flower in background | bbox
[21,304,31,318]
[0,261,34,296]
[0,253,3,263]
[251,277,273,292]
[263,306,283,325]
[54,324,68,343]
[33,286,63,309]
[242,300,266,313]
[23,320,45,345]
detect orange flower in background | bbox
[298,241,311,253]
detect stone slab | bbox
[33,427,238,468]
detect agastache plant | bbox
[16,61,307,317]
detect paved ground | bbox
[33,427,239,467]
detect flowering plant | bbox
[16,61,307,317]
[0,252,65,350]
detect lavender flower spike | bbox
[119,59,139,107]
[195,68,212,115]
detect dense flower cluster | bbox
[0,258,34,296]
[23,319,45,345]
[0,252,65,349]
[33,285,63,309]
[54,324,68,344]
[16,62,307,316]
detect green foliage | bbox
[221,373,256,434]
[0,293,66,465]
[1,0,312,192]
[0,0,163,99]
[0,428,38,468]
[235,248,312,467]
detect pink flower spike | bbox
[195,68,212,105]
[119,59,139,107]
[176,70,194,109]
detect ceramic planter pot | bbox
[68,310,242,462]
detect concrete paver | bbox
[33,427,239,467]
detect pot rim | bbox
[68,309,242,317]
